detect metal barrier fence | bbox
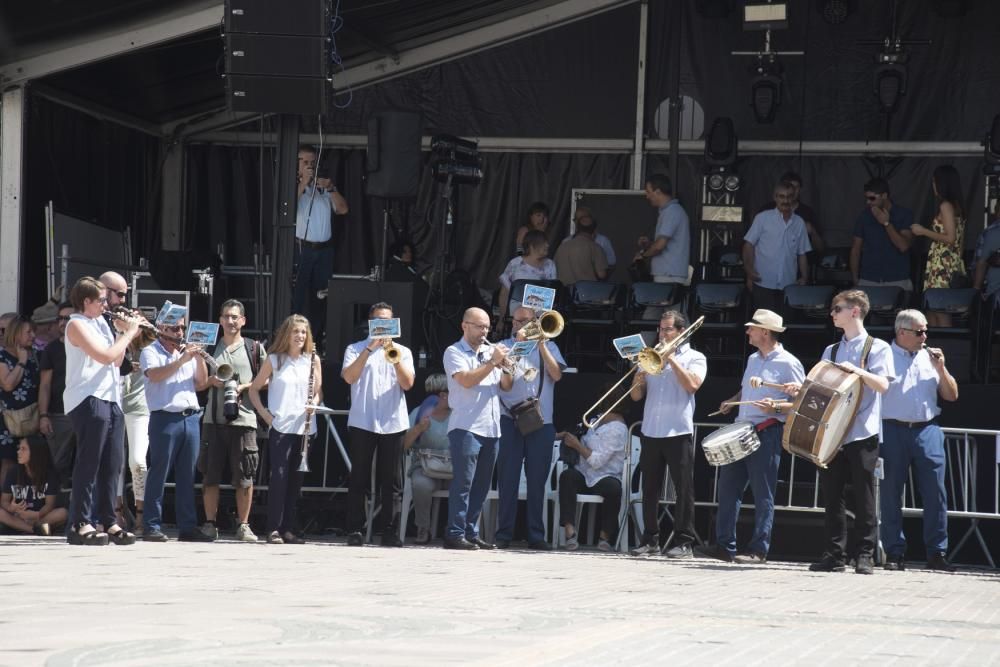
[622,421,999,566]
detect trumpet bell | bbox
[519,310,564,340]
[383,340,401,364]
[636,347,666,374]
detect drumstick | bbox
[707,400,759,417]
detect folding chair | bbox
[858,285,904,335]
[565,281,624,369]
[551,442,629,551]
[692,282,747,376]
[625,282,680,329]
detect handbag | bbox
[415,449,453,480]
[502,359,546,436]
[3,402,40,437]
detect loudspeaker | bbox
[227,75,328,114]
[226,34,328,78]
[225,0,329,36]
[366,110,423,199]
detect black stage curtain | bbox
[21,94,161,309]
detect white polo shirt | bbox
[639,343,707,438]
[342,339,414,434]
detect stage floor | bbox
[3,533,998,666]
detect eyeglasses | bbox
[902,327,928,336]
[97,297,108,304]
[658,326,677,332]
[114,290,127,299]
[463,321,489,330]
[165,325,186,332]
[512,318,531,325]
[830,304,853,314]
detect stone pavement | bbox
[1,534,998,666]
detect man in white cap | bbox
[698,309,804,564]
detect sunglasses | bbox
[165,325,186,332]
[902,327,928,336]
[830,304,854,314]
[865,195,879,202]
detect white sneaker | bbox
[597,539,612,552]
[564,533,579,551]
[236,523,258,543]
[630,541,660,556]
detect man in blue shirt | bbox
[880,309,958,572]
[292,145,349,342]
[442,308,513,550]
[849,177,914,294]
[742,181,811,315]
[637,174,690,284]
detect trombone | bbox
[581,316,704,428]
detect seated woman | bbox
[0,435,67,535]
[402,373,451,544]
[555,397,628,551]
[497,230,557,329]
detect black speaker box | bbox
[366,110,423,199]
[227,75,328,114]
[225,0,329,36]
[226,34,328,78]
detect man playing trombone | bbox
[442,307,513,550]
[495,306,566,550]
[198,300,266,543]
[699,309,804,564]
[628,310,706,558]
[341,302,415,547]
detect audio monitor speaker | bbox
[366,110,423,199]
[225,0,329,36]
[227,75,328,114]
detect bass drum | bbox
[782,361,863,468]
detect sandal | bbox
[67,525,109,546]
[107,526,137,546]
[267,531,284,544]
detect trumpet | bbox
[107,308,184,347]
[499,355,538,382]
[581,316,704,428]
[383,338,401,364]
[518,310,564,341]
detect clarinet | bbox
[298,352,316,473]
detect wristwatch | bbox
[774,405,782,414]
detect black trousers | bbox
[347,428,403,534]
[639,434,696,544]
[558,468,622,540]
[751,284,785,318]
[819,435,879,559]
[68,396,124,529]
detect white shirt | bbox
[140,341,199,413]
[882,342,941,423]
[744,209,812,290]
[639,343,707,437]
[443,338,503,438]
[267,353,317,436]
[821,331,894,444]
[576,420,628,488]
[342,339,413,434]
[296,185,333,242]
[497,339,565,424]
[63,314,121,413]
[738,345,805,425]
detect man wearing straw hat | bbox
[699,309,804,564]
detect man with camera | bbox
[199,300,266,542]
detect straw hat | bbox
[744,309,786,333]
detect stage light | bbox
[818,0,852,25]
[873,58,907,113]
[724,174,741,192]
[708,174,725,191]
[704,117,738,168]
[750,71,782,124]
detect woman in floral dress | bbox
[0,315,40,486]
[911,165,966,327]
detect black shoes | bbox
[494,539,512,549]
[107,528,137,545]
[178,529,215,543]
[346,532,364,546]
[926,552,956,572]
[143,529,169,542]
[664,543,693,559]
[528,541,553,551]
[443,537,479,550]
[884,555,906,571]
[468,537,495,550]
[694,544,735,563]
[809,554,846,572]
[380,532,403,547]
[855,554,874,575]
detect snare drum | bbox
[782,360,863,468]
[701,422,761,466]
